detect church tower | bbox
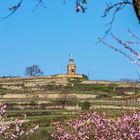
[67,52,76,76]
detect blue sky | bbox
[0,0,140,80]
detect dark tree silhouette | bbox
[25,65,44,77]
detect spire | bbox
[67,51,76,75]
[70,50,73,59]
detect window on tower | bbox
[71,69,75,73]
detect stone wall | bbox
[0,77,68,92]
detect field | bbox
[0,77,140,139]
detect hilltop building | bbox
[52,53,83,79]
[67,53,76,76]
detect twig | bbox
[111,33,140,60]
[32,0,46,12]
[1,0,23,19]
[126,41,140,46]
[128,29,140,41]
[98,37,140,67]
[101,0,132,40]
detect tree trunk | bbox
[133,0,140,22]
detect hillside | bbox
[1,76,140,139]
[0,77,140,105]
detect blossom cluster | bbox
[52,111,140,140]
[0,104,39,139]
[0,104,10,134]
[76,0,87,13]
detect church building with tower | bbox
[67,53,76,76]
[52,52,83,79]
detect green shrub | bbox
[20,127,54,140]
[79,101,91,110]
[30,100,37,105]
[96,94,112,99]
[68,78,82,84]
[82,74,89,80]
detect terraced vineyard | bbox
[0,77,140,139]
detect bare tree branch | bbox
[128,29,140,41]
[32,0,46,12]
[99,29,140,68]
[103,0,132,17]
[1,0,88,19]
[98,37,140,67]
[111,33,140,60]
[101,0,133,40]
[1,0,23,19]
